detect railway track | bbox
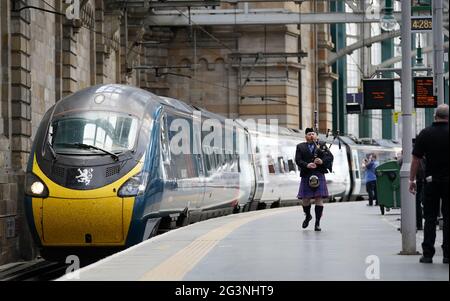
[0,259,68,281]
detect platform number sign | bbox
[363,79,395,110]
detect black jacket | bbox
[295,141,333,177]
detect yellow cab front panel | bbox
[31,155,140,247]
[42,197,124,244]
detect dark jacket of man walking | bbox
[295,128,333,231]
[409,104,449,264]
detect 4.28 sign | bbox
[411,16,433,32]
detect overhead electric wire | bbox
[16,1,287,104]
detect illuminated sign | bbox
[411,16,433,32]
[363,79,395,110]
[414,77,437,108]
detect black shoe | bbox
[443,258,449,264]
[419,256,433,263]
[302,215,312,229]
[314,224,321,231]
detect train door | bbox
[160,112,199,212]
[159,112,177,211]
[326,144,351,201]
[350,148,362,199]
[238,128,256,208]
[245,130,257,202]
[192,112,206,210]
[249,132,265,208]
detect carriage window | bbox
[267,155,276,174]
[233,154,240,173]
[166,115,198,179]
[204,152,211,171]
[277,157,285,174]
[288,159,296,172]
[210,151,217,170]
[161,116,170,162]
[215,153,221,167]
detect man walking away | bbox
[409,104,449,264]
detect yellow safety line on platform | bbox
[139,207,294,281]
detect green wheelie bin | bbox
[375,161,401,215]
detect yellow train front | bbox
[24,85,157,260]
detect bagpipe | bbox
[307,129,336,189]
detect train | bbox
[23,84,401,260]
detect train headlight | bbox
[118,171,149,197]
[31,182,45,195]
[25,173,49,197]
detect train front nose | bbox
[27,159,141,247]
[41,196,125,245]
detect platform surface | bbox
[59,202,448,281]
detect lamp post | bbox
[399,0,417,255]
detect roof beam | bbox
[146,10,404,26]
[370,41,449,77]
[328,30,401,65]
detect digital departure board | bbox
[411,16,433,32]
[414,77,437,108]
[363,79,395,110]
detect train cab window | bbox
[51,111,138,154]
[268,164,275,174]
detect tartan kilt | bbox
[297,173,329,199]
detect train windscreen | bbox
[50,111,139,155]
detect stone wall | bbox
[30,1,56,139]
[0,0,132,265]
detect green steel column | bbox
[359,111,372,137]
[425,107,434,125]
[413,0,435,125]
[381,0,394,139]
[331,0,347,134]
[426,35,449,124]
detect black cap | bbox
[305,128,315,135]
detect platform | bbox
[58,202,448,281]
